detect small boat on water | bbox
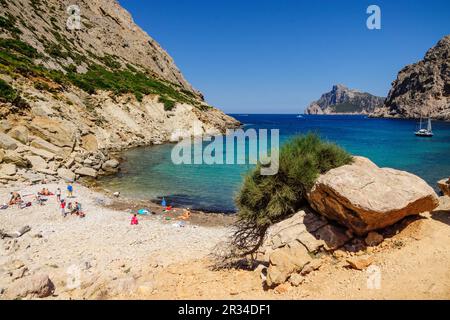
[415,117,434,137]
[297,115,304,118]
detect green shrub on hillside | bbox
[223,134,353,264]
[0,13,22,35]
[0,79,28,110]
[0,38,40,59]
[0,78,17,102]
[158,96,176,111]
[99,54,121,69]
[0,38,206,111]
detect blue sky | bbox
[119,0,450,114]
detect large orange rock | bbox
[308,157,439,236]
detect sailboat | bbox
[415,116,433,137]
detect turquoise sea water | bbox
[99,115,450,212]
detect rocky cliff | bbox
[305,85,385,115]
[0,0,239,184]
[372,35,450,121]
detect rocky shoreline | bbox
[0,156,449,299]
[0,99,240,188]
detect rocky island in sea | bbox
[305,84,385,115]
[0,0,449,302]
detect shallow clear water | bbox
[99,115,450,212]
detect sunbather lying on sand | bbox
[38,188,53,196]
[177,209,191,221]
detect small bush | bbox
[0,78,17,102]
[65,64,77,73]
[0,38,40,59]
[99,54,121,69]
[220,133,353,265]
[134,91,143,102]
[44,42,69,59]
[34,81,51,91]
[158,96,176,111]
[0,79,29,110]
[0,13,22,35]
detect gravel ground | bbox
[0,182,231,299]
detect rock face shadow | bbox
[431,211,450,227]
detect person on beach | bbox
[70,202,85,218]
[39,188,52,196]
[67,184,73,198]
[56,188,61,202]
[9,192,22,205]
[131,214,139,225]
[178,209,191,221]
[36,193,44,206]
[74,202,80,215]
[60,200,67,217]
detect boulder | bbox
[365,232,384,247]
[264,211,327,253]
[83,159,94,166]
[65,157,75,169]
[0,119,12,132]
[0,163,17,176]
[29,116,74,148]
[8,126,29,145]
[438,178,450,197]
[22,172,43,184]
[58,168,76,182]
[301,259,323,276]
[289,273,305,287]
[0,133,18,150]
[102,159,120,172]
[2,150,30,167]
[28,146,55,160]
[314,224,351,250]
[75,167,98,178]
[30,137,62,155]
[81,134,99,152]
[0,149,4,163]
[266,243,312,287]
[308,157,440,236]
[24,155,47,171]
[6,274,55,299]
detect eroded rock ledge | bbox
[0,90,240,186]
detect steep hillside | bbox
[0,0,239,184]
[305,85,385,115]
[372,35,450,121]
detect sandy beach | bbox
[0,182,233,299]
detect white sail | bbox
[427,118,432,132]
